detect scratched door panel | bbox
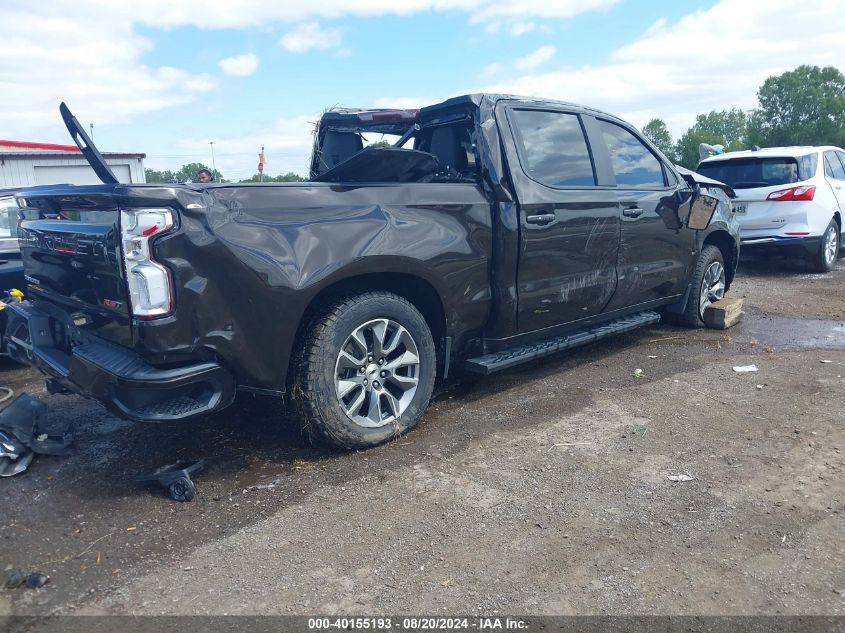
[497,105,621,333]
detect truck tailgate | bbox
[17,196,133,348]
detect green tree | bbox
[145,163,223,183]
[173,162,224,183]
[238,172,306,183]
[747,65,845,147]
[641,118,675,162]
[144,168,176,183]
[675,109,748,169]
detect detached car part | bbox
[136,460,205,502]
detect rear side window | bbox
[598,120,666,188]
[824,151,845,180]
[697,156,811,189]
[510,110,596,187]
[799,153,818,179]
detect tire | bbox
[811,219,840,273]
[674,245,726,328]
[291,291,436,450]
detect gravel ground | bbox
[1,254,844,617]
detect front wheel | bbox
[292,291,436,450]
[811,220,840,273]
[673,245,726,328]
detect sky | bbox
[2,0,845,180]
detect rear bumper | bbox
[740,234,822,257]
[3,300,236,422]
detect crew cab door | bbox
[589,118,694,311]
[498,104,620,333]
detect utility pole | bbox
[209,141,217,179]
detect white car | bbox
[697,146,844,272]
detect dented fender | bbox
[144,182,494,391]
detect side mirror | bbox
[687,188,719,230]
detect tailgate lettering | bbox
[21,230,116,263]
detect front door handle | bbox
[526,213,556,225]
[622,207,644,218]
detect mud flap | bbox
[664,284,693,315]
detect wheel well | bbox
[834,211,842,231]
[704,231,737,288]
[298,272,447,349]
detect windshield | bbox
[696,154,817,189]
[0,196,20,238]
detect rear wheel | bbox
[292,291,436,449]
[674,245,726,328]
[811,219,840,273]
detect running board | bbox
[464,310,661,375]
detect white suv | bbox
[697,146,843,272]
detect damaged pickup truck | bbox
[5,95,739,449]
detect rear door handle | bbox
[526,213,556,225]
[622,207,644,218]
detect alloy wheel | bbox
[698,261,726,318]
[823,224,838,267]
[334,318,420,428]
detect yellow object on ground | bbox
[0,288,24,310]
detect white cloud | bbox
[480,62,505,79]
[513,45,556,71]
[477,0,845,137]
[479,45,555,79]
[280,22,345,53]
[509,21,537,36]
[0,4,217,142]
[128,0,618,30]
[218,53,259,76]
[0,0,615,144]
[467,0,618,22]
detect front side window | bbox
[598,120,666,188]
[510,110,596,187]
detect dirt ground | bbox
[1,254,843,618]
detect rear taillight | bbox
[119,208,174,319]
[767,185,816,201]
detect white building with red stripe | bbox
[0,140,145,187]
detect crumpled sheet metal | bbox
[0,450,34,477]
[0,429,25,458]
[0,393,73,477]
